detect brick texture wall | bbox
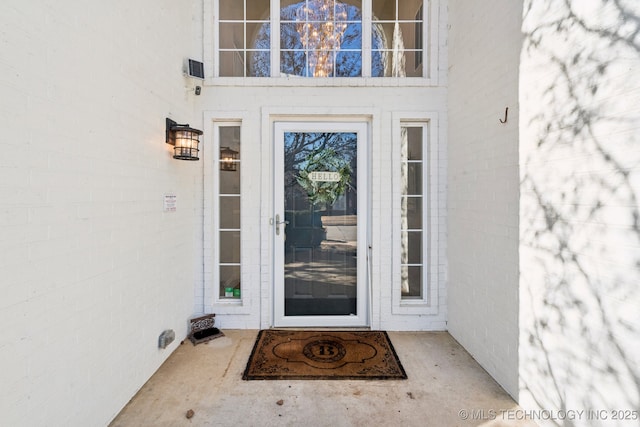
[447,0,522,398]
[0,1,202,425]
[519,0,640,419]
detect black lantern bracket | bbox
[166,118,203,161]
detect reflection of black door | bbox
[283,132,358,316]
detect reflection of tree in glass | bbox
[250,2,387,77]
[251,23,271,76]
[296,148,352,205]
[284,132,356,207]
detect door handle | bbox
[275,214,289,235]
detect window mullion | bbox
[271,0,280,77]
[361,0,372,77]
[244,0,247,77]
[212,0,219,77]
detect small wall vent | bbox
[158,329,175,349]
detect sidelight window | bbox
[216,125,242,300]
[400,126,424,299]
[393,116,439,314]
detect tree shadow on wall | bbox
[520,0,640,422]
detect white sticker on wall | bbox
[164,194,177,212]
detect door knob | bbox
[275,214,289,235]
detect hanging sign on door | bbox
[308,171,341,182]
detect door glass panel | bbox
[283,131,358,316]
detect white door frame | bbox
[273,121,369,327]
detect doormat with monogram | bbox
[242,330,407,380]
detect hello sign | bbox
[308,171,341,182]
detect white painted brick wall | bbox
[519,0,640,419]
[197,1,449,332]
[199,84,448,331]
[0,1,202,425]
[447,0,521,398]
[0,1,452,422]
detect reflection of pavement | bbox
[285,259,356,287]
[320,240,357,252]
[321,214,357,252]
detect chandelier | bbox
[296,0,348,77]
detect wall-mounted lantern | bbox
[220,146,239,171]
[166,118,203,161]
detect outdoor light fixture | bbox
[166,118,203,161]
[220,146,239,171]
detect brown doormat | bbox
[242,330,407,380]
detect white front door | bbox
[273,121,369,327]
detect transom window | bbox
[214,0,428,78]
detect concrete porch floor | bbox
[110,330,536,427]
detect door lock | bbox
[275,214,289,235]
